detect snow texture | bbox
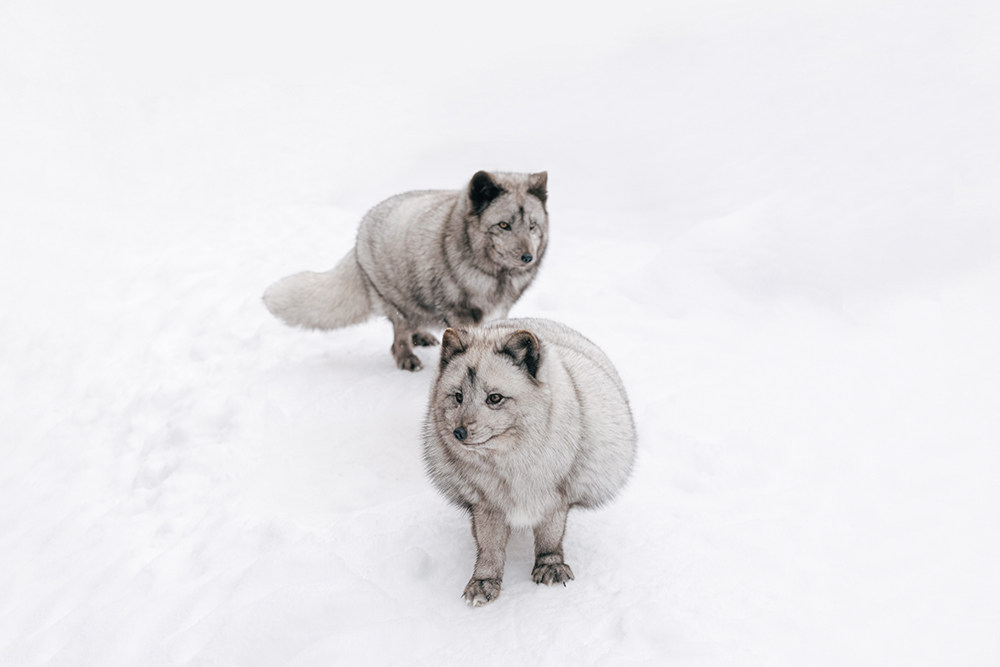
[2,1,998,665]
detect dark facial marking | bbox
[467,367,476,384]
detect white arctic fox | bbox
[423,318,636,606]
[263,171,548,371]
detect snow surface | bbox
[2,1,999,665]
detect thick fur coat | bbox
[263,171,548,370]
[423,318,636,606]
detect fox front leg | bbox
[464,506,510,607]
[410,331,439,347]
[531,503,575,586]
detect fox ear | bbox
[440,328,467,368]
[528,171,547,204]
[469,171,503,215]
[500,329,541,378]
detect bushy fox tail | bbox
[263,249,373,330]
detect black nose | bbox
[453,426,467,441]
[521,253,533,264]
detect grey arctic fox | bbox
[263,171,549,371]
[423,318,636,606]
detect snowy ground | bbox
[2,1,999,665]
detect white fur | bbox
[423,318,636,604]
[263,250,372,330]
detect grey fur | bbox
[423,318,636,606]
[263,171,549,370]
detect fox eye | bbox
[455,392,463,404]
[498,221,510,230]
[486,393,503,405]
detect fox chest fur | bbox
[442,418,583,527]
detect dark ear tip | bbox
[502,329,541,377]
[470,170,495,185]
[469,171,503,214]
[528,172,548,202]
[440,328,467,366]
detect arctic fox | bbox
[263,171,548,371]
[423,318,636,606]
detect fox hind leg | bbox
[388,313,423,371]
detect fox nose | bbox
[521,253,533,264]
[453,426,467,441]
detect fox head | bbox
[465,171,548,272]
[429,326,546,454]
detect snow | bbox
[2,0,998,664]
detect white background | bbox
[1,1,998,664]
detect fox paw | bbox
[395,352,423,371]
[411,331,439,347]
[531,562,574,586]
[463,578,502,607]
